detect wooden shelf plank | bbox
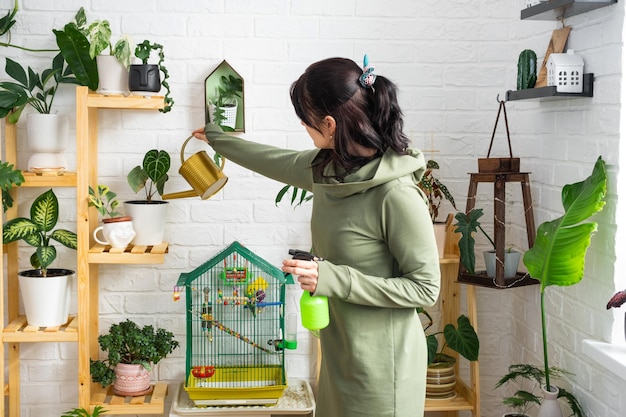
[91,382,168,415]
[88,243,168,264]
[21,172,77,187]
[86,93,165,110]
[2,316,79,342]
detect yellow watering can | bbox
[162,135,228,200]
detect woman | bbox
[193,56,440,417]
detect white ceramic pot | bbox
[537,385,563,417]
[26,113,70,171]
[124,201,168,246]
[96,55,130,96]
[18,269,74,327]
[484,250,521,278]
[113,363,151,396]
[208,102,238,129]
[93,216,135,249]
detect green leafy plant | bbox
[212,74,242,129]
[275,185,312,207]
[0,160,24,212]
[418,159,457,222]
[495,364,584,417]
[133,39,173,113]
[453,208,496,274]
[88,184,122,219]
[61,406,107,417]
[127,149,171,202]
[90,319,179,388]
[2,189,77,276]
[418,309,479,366]
[523,156,606,391]
[0,53,75,123]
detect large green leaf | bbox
[51,229,78,250]
[30,189,58,232]
[54,24,98,90]
[144,150,171,184]
[2,217,38,243]
[5,57,28,86]
[453,209,485,274]
[443,314,479,361]
[523,157,607,291]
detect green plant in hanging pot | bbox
[523,156,606,416]
[454,208,522,279]
[2,189,77,327]
[418,159,457,223]
[128,39,173,112]
[210,74,242,130]
[125,149,171,246]
[90,319,179,395]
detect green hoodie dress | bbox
[204,124,441,417]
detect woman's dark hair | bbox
[290,57,409,175]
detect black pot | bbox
[20,268,75,278]
[128,64,161,93]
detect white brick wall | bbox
[1,1,624,416]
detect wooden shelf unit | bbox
[425,219,480,416]
[0,86,167,416]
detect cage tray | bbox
[172,379,315,415]
[185,367,286,405]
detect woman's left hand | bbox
[192,127,208,143]
[282,259,319,293]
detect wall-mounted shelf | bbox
[521,0,617,20]
[506,73,594,101]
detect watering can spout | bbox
[161,135,228,200]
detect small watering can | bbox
[162,135,228,200]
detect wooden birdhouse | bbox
[176,241,295,406]
[547,49,584,93]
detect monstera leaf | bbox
[523,156,607,291]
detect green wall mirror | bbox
[204,60,245,132]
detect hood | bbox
[315,148,426,199]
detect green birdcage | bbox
[176,242,295,406]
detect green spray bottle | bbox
[289,249,329,331]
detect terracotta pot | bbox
[113,363,151,396]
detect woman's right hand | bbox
[192,127,208,143]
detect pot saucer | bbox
[112,385,154,397]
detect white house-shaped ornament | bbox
[547,49,584,93]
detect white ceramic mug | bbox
[93,218,135,249]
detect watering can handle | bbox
[181,135,226,170]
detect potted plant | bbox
[2,188,77,327]
[495,364,585,417]
[125,149,171,246]
[607,289,626,341]
[454,208,521,278]
[61,406,107,417]
[90,319,179,396]
[0,160,24,212]
[0,54,75,171]
[54,7,131,95]
[128,39,173,112]
[419,308,479,399]
[417,159,457,257]
[89,184,135,249]
[523,156,606,415]
[209,74,243,130]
